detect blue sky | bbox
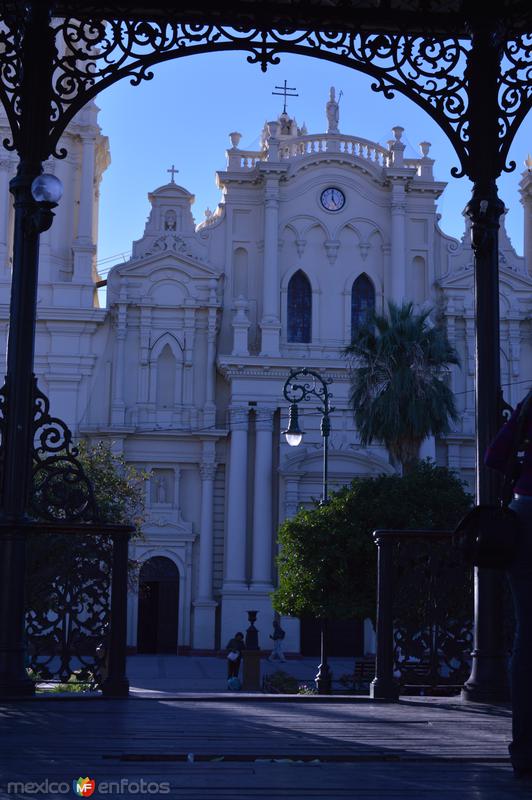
[95,50,531,271]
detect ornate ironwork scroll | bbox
[393,536,474,690]
[25,529,111,687]
[30,378,98,522]
[0,9,529,176]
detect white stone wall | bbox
[1,95,531,654]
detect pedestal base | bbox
[242,650,261,692]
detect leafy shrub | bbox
[273,460,472,622]
[263,670,299,694]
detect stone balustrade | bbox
[225,132,423,171]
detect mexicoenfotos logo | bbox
[73,777,96,797]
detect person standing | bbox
[485,389,532,779]
[226,631,245,680]
[268,616,286,662]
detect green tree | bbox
[26,441,149,613]
[272,461,472,622]
[344,301,460,473]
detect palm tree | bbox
[344,301,460,473]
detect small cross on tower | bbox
[167,164,179,183]
[272,80,298,115]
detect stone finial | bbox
[392,126,404,141]
[418,141,434,179]
[525,153,532,172]
[229,131,242,149]
[390,126,405,166]
[266,121,280,161]
[267,120,281,139]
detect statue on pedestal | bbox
[326,87,340,134]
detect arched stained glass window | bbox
[287,270,312,343]
[351,274,375,337]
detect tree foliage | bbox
[272,461,472,622]
[26,441,149,612]
[344,301,460,471]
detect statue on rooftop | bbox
[326,86,340,134]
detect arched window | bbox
[156,344,176,407]
[287,270,312,343]
[351,274,375,337]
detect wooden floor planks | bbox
[0,697,530,799]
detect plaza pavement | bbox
[0,655,530,799]
[127,654,356,696]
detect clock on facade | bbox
[320,187,346,211]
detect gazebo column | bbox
[0,1,54,698]
[461,23,508,704]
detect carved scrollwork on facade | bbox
[30,378,98,522]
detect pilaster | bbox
[223,405,249,591]
[111,292,127,425]
[193,444,218,649]
[251,407,274,590]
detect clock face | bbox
[320,187,345,212]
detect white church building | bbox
[1,90,531,656]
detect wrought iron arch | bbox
[0,10,529,179]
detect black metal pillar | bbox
[102,533,131,698]
[315,619,332,694]
[370,533,399,701]
[0,2,54,697]
[461,23,508,703]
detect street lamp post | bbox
[283,367,334,694]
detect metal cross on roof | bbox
[272,80,298,114]
[167,164,179,183]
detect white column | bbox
[204,301,217,429]
[252,407,274,589]
[111,293,127,425]
[260,173,281,356]
[198,460,216,601]
[520,172,532,276]
[193,450,218,650]
[137,302,151,407]
[77,136,96,242]
[390,184,407,305]
[223,405,249,589]
[283,475,301,521]
[72,135,97,300]
[183,302,196,419]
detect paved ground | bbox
[1,656,529,799]
[128,654,356,695]
[0,695,528,799]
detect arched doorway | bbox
[137,556,179,654]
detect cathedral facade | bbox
[1,91,531,655]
